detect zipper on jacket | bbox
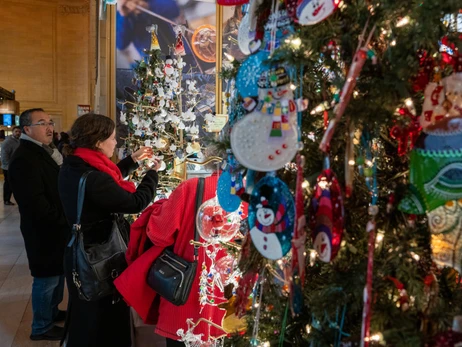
[159,257,185,288]
[163,253,187,268]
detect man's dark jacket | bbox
[8,139,69,277]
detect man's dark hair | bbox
[12,126,20,131]
[19,108,45,132]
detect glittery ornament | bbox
[236,50,270,98]
[248,176,295,260]
[308,168,344,262]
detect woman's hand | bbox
[131,146,153,162]
[149,158,161,172]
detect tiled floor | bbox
[0,192,67,347]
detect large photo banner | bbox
[115,0,217,148]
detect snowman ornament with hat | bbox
[249,177,295,260]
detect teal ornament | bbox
[249,176,295,260]
[236,50,270,98]
[217,171,242,212]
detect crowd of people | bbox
[0,108,226,346]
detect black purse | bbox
[146,177,205,306]
[67,171,128,302]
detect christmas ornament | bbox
[360,130,379,347]
[196,197,242,244]
[217,171,244,213]
[174,26,186,56]
[237,12,252,55]
[177,318,226,347]
[248,176,295,260]
[236,50,271,98]
[198,245,227,310]
[390,106,421,156]
[320,23,376,152]
[290,155,306,316]
[308,166,344,262]
[217,296,248,333]
[231,66,299,172]
[216,0,248,5]
[428,200,462,273]
[386,277,410,311]
[284,0,299,21]
[296,0,339,26]
[191,25,216,63]
[420,72,462,129]
[431,316,462,347]
[217,152,244,213]
[399,116,462,215]
[146,24,160,51]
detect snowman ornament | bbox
[297,0,339,26]
[249,176,295,260]
[231,66,303,172]
[164,56,175,76]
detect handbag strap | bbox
[75,171,93,228]
[70,170,93,302]
[194,177,205,259]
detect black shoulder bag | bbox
[146,177,205,306]
[67,171,128,302]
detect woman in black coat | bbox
[58,113,160,347]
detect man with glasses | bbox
[8,108,68,341]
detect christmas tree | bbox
[120,25,215,192]
[217,1,462,346]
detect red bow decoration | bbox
[390,107,422,156]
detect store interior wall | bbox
[0,0,97,132]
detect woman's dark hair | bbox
[60,132,70,142]
[63,113,115,156]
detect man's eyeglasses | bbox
[29,121,55,127]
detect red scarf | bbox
[73,148,136,193]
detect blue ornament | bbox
[236,50,270,98]
[217,171,242,213]
[249,176,295,260]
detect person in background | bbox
[53,131,60,147]
[58,113,160,347]
[117,0,181,59]
[114,145,226,347]
[8,108,68,341]
[57,132,70,154]
[1,126,21,205]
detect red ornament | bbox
[216,0,248,5]
[413,50,434,92]
[308,168,344,262]
[390,107,422,156]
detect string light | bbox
[291,38,302,49]
[405,98,413,107]
[396,16,410,27]
[306,324,312,334]
[290,84,297,90]
[391,40,397,46]
[223,52,235,62]
[302,180,310,189]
